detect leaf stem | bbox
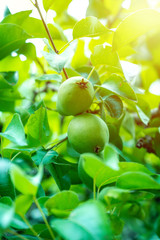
[33,196,55,240]
[34,0,69,79]
[46,136,68,150]
[20,214,42,240]
[7,229,29,240]
[87,66,96,80]
[58,40,74,54]
[93,178,96,200]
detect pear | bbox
[57,77,94,116]
[68,113,109,153]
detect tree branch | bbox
[34,0,69,79]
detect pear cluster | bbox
[56,76,109,154]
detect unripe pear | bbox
[57,77,94,116]
[67,113,109,154]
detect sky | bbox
[0,0,89,21]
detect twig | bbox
[87,66,96,80]
[7,229,29,240]
[34,0,69,79]
[46,136,68,151]
[33,196,55,240]
[20,214,42,240]
[58,40,74,54]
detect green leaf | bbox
[76,66,100,85]
[52,200,112,240]
[103,94,123,118]
[0,113,27,146]
[136,95,151,125]
[10,164,43,196]
[36,74,62,83]
[42,39,74,73]
[98,187,154,207]
[43,0,72,14]
[45,191,79,217]
[91,44,121,69]
[0,23,30,60]
[0,74,13,89]
[17,42,37,60]
[22,17,66,41]
[98,74,137,101]
[0,197,14,230]
[73,16,111,39]
[31,149,58,166]
[15,195,33,216]
[0,71,19,86]
[112,9,160,51]
[71,40,88,69]
[103,144,119,170]
[80,153,152,188]
[10,214,28,230]
[116,172,160,190]
[0,158,15,199]
[1,10,32,25]
[27,106,51,147]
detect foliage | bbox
[0,0,160,239]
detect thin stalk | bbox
[87,66,96,80]
[7,229,29,240]
[11,152,21,162]
[58,40,74,54]
[46,136,68,151]
[0,136,3,158]
[21,214,42,240]
[34,0,69,79]
[33,196,55,240]
[93,178,96,200]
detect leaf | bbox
[76,66,100,84]
[136,95,151,125]
[73,16,111,39]
[71,40,88,69]
[0,23,30,60]
[43,0,72,14]
[52,200,112,240]
[10,164,43,196]
[0,158,15,199]
[112,9,160,51]
[1,10,32,25]
[116,172,160,190]
[45,191,79,217]
[15,195,33,216]
[103,94,123,118]
[0,113,27,146]
[98,187,154,207]
[103,144,119,170]
[0,197,14,230]
[31,149,58,166]
[80,153,152,188]
[98,74,137,101]
[22,17,66,41]
[36,74,62,83]
[42,39,74,73]
[10,214,28,230]
[26,106,51,147]
[17,42,37,60]
[46,162,71,191]
[91,44,121,69]
[0,71,19,86]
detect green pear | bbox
[67,113,109,153]
[57,77,94,116]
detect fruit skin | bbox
[67,113,109,154]
[57,77,94,116]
